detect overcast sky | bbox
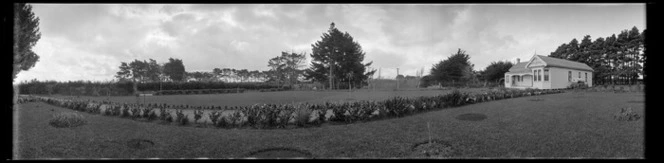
[15,3,645,83]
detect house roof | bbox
[506,62,530,74]
[507,55,594,74]
[535,55,594,71]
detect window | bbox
[585,73,588,82]
[533,70,537,81]
[538,70,542,81]
[540,70,543,81]
[578,72,581,78]
[506,75,509,83]
[544,68,549,81]
[568,71,572,82]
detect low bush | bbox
[49,112,87,128]
[174,109,188,126]
[208,111,221,126]
[568,81,589,90]
[614,107,641,121]
[294,106,312,127]
[26,87,565,130]
[193,109,204,124]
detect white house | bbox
[505,55,593,89]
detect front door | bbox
[512,76,516,86]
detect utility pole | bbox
[396,68,400,90]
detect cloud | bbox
[15,4,645,83]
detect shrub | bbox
[568,81,589,90]
[147,110,158,121]
[384,97,411,117]
[130,106,141,119]
[216,114,229,128]
[49,112,87,128]
[193,109,204,124]
[614,107,641,121]
[174,109,188,126]
[121,106,131,118]
[208,111,221,126]
[294,107,312,127]
[141,107,153,119]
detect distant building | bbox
[505,55,594,89]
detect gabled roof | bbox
[506,55,594,74]
[536,55,594,71]
[506,62,530,74]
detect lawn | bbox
[13,91,644,159]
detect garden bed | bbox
[19,88,565,130]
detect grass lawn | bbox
[13,91,644,159]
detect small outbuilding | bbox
[505,55,593,89]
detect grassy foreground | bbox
[13,91,644,159]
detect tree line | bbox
[420,48,508,88]
[420,27,645,88]
[548,26,645,85]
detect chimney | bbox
[517,58,520,64]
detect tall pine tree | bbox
[304,22,376,89]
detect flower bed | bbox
[153,88,245,96]
[258,88,287,92]
[17,88,565,129]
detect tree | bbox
[128,59,149,83]
[304,22,376,89]
[13,3,42,81]
[115,62,132,81]
[549,43,568,59]
[626,26,642,84]
[429,48,473,86]
[547,27,645,85]
[577,35,593,63]
[237,69,249,82]
[639,29,646,80]
[221,68,233,82]
[146,59,162,82]
[163,58,186,82]
[481,61,513,83]
[268,51,307,87]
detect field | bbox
[13,90,644,158]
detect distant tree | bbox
[639,29,646,80]
[549,43,568,59]
[115,62,132,82]
[481,61,513,83]
[576,35,593,63]
[268,51,306,87]
[146,59,162,82]
[548,27,645,85]
[163,58,186,82]
[564,39,580,60]
[186,71,214,82]
[304,22,376,89]
[221,68,233,82]
[128,60,149,83]
[13,3,42,81]
[237,69,249,82]
[212,68,222,81]
[429,48,474,85]
[626,26,642,84]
